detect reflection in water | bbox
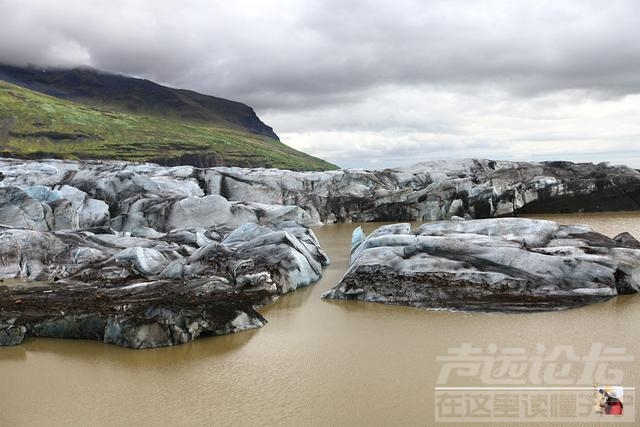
[1,212,640,426]
[0,344,26,361]
[14,328,259,368]
[261,282,315,314]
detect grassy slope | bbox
[0,64,280,140]
[0,80,337,171]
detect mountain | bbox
[0,64,279,140]
[0,64,337,171]
[0,80,337,170]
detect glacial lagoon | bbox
[1,212,640,425]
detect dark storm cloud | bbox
[2,0,640,109]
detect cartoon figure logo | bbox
[596,386,624,415]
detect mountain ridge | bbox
[0,63,279,140]
[0,78,337,170]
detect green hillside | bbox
[0,80,337,171]
[0,64,281,140]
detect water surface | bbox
[1,212,639,425]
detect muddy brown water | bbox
[1,212,640,426]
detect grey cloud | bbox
[2,0,640,169]
[3,0,640,108]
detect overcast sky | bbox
[2,0,640,169]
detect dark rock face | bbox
[147,154,228,169]
[1,280,269,349]
[613,232,640,249]
[514,161,640,214]
[322,219,640,312]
